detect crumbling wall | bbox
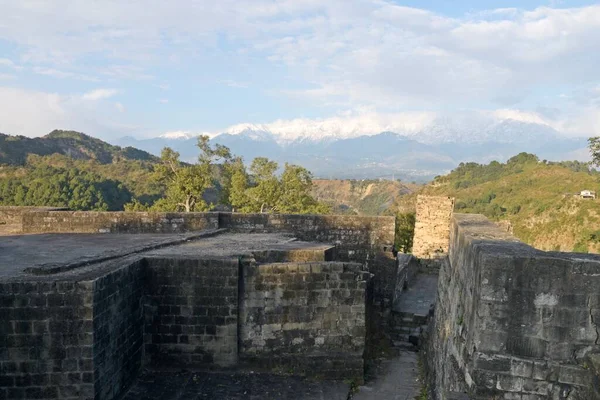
[427,213,600,399]
[412,195,454,260]
[239,261,369,380]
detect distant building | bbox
[579,190,597,199]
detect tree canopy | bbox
[0,163,132,210]
[589,137,600,167]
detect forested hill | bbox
[0,130,158,165]
[396,153,600,253]
[311,179,418,215]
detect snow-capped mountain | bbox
[115,115,589,181]
[158,131,201,140]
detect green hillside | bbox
[311,179,418,215]
[405,153,600,253]
[0,130,158,165]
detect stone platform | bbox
[0,229,368,400]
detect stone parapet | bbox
[427,213,600,399]
[412,195,454,259]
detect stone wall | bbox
[219,213,395,262]
[92,260,145,400]
[20,211,219,234]
[0,207,67,235]
[0,280,95,400]
[427,213,600,400]
[392,254,419,308]
[143,257,239,367]
[239,261,369,380]
[412,195,455,260]
[220,213,396,302]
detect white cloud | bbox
[82,88,118,101]
[220,79,249,88]
[32,67,99,81]
[0,58,22,70]
[115,102,125,112]
[0,87,133,138]
[158,99,169,104]
[0,73,16,80]
[0,1,600,140]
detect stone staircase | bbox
[388,273,438,353]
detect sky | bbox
[0,0,599,141]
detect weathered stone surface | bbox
[20,211,219,234]
[412,195,455,260]
[143,257,240,368]
[1,229,372,399]
[426,213,600,400]
[0,279,95,400]
[0,206,68,235]
[240,261,369,380]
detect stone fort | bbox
[0,197,599,399]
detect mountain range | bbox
[116,117,590,181]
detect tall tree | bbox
[246,157,281,213]
[153,135,230,212]
[224,157,251,212]
[277,163,329,214]
[589,137,600,167]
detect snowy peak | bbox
[158,130,200,140]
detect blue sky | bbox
[0,0,599,141]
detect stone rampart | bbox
[1,255,370,399]
[220,213,395,302]
[427,213,600,399]
[240,261,369,380]
[219,212,395,263]
[0,207,67,235]
[6,209,395,302]
[412,195,454,260]
[20,211,219,234]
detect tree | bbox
[246,157,281,213]
[589,137,600,167]
[276,163,329,214]
[224,157,252,212]
[153,135,230,212]
[220,156,329,214]
[395,212,415,253]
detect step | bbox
[391,340,418,352]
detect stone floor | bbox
[352,273,439,400]
[393,274,438,316]
[122,369,350,400]
[352,350,421,400]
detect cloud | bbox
[0,87,133,138]
[32,67,99,81]
[220,79,249,88]
[0,58,22,70]
[115,102,125,112]
[82,88,119,101]
[158,99,169,104]
[0,73,16,80]
[1,1,600,140]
